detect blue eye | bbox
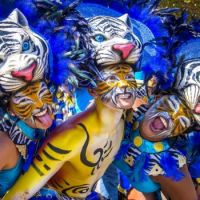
[22,40,30,51]
[124,33,133,41]
[94,34,106,42]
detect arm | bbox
[3,124,85,200]
[0,132,19,170]
[152,165,197,200]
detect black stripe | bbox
[47,143,71,154]
[32,162,44,176]
[50,181,58,189]
[43,164,50,171]
[54,180,63,188]
[43,150,60,161]
[63,179,70,186]
[36,155,42,161]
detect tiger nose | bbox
[113,43,135,59]
[35,100,44,108]
[11,61,37,81]
[118,80,128,88]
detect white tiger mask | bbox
[88,14,142,66]
[0,9,49,93]
[174,59,200,124]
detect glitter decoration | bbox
[159,0,200,18]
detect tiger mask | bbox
[88,14,142,66]
[174,59,200,125]
[0,9,49,94]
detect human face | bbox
[95,64,137,109]
[140,95,193,141]
[9,81,53,130]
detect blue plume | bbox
[115,142,131,160]
[159,152,184,181]
[189,156,200,178]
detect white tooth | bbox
[160,116,167,128]
[120,94,130,98]
[183,85,200,109]
[34,108,47,117]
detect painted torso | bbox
[2,62,136,199]
[3,101,125,199]
[48,109,124,198]
[49,118,123,198]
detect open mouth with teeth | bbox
[114,92,134,108]
[33,107,53,129]
[149,116,168,133]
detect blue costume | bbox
[115,114,186,193]
[0,110,44,197]
[175,132,200,181]
[0,157,23,197]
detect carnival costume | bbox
[1,0,168,198]
[2,0,199,199]
[115,14,200,197]
[0,9,55,198]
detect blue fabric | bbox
[101,164,119,200]
[30,187,60,200]
[74,88,93,113]
[114,152,160,193]
[119,171,131,190]
[6,113,36,139]
[175,38,200,62]
[129,125,171,154]
[86,191,102,200]
[0,156,24,197]
[114,116,185,193]
[174,132,200,179]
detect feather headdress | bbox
[0,0,176,90]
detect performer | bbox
[0,81,54,197]
[3,63,137,200]
[115,33,200,199]
[0,1,173,199]
[0,9,56,198]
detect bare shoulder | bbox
[44,120,89,154]
[0,131,17,169]
[50,107,96,139]
[0,131,15,152]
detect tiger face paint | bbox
[140,95,193,141]
[9,81,53,130]
[95,64,137,109]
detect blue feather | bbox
[159,152,184,181]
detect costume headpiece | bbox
[7,0,171,90]
[0,8,49,100]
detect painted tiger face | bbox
[95,64,137,109]
[0,9,48,94]
[9,81,53,130]
[88,14,142,66]
[174,59,200,125]
[140,95,193,141]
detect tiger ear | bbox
[6,9,29,27]
[118,14,132,29]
